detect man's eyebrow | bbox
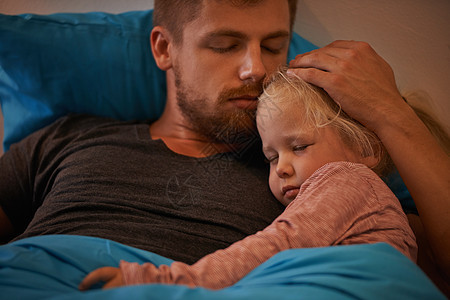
[202,29,290,41]
[263,30,290,40]
[203,30,247,40]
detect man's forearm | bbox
[375,104,450,280]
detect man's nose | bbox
[238,45,266,83]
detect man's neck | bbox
[149,71,230,157]
[151,72,253,158]
[149,113,235,158]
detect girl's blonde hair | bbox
[258,69,392,176]
[258,69,450,177]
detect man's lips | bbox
[282,185,300,200]
[229,95,259,109]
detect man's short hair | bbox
[153,0,298,44]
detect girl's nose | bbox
[275,155,294,178]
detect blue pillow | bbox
[0,10,317,151]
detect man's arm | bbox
[288,40,450,280]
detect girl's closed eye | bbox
[264,154,278,164]
[293,144,312,152]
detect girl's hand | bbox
[79,267,124,291]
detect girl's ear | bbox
[362,154,380,170]
[150,26,173,71]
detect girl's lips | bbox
[282,186,300,200]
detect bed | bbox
[0,10,445,299]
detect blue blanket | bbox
[0,235,444,299]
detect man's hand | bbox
[79,267,124,291]
[288,40,408,133]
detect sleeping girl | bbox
[80,69,420,290]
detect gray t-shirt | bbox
[0,114,283,263]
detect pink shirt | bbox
[120,161,417,289]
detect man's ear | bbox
[151,26,173,71]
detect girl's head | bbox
[256,69,392,205]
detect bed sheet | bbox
[0,235,444,300]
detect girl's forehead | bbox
[258,109,316,143]
[257,101,305,127]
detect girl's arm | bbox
[80,162,416,290]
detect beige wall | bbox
[0,0,449,156]
[295,0,450,133]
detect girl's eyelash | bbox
[264,156,278,164]
[293,144,309,151]
[264,144,310,163]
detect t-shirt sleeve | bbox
[0,114,111,235]
[119,162,417,289]
[0,129,42,234]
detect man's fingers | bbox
[324,40,377,53]
[79,267,118,291]
[289,40,379,71]
[289,51,337,72]
[289,48,360,74]
[324,39,359,49]
[287,67,336,92]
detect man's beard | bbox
[174,68,263,150]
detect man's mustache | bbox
[218,82,264,104]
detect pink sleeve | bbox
[120,162,417,289]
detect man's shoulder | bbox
[45,113,152,135]
[11,113,151,152]
[52,113,132,128]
